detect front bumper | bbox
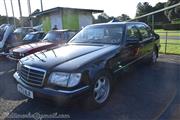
[0,52,13,56]
[13,72,89,103]
[6,55,20,61]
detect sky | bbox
[0,0,167,18]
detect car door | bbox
[123,24,142,62]
[113,24,142,72]
[136,24,154,56]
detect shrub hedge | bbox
[163,24,180,30]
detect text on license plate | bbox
[17,84,33,99]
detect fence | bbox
[156,31,180,55]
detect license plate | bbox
[17,84,33,99]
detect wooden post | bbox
[152,15,154,30]
[3,0,9,24]
[40,0,43,11]
[18,0,23,27]
[10,0,16,28]
[165,32,168,54]
[27,0,33,27]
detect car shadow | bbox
[4,59,180,120]
[0,59,26,101]
[0,56,8,61]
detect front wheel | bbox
[83,71,112,110]
[148,49,158,64]
[152,50,158,63]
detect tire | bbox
[148,48,158,64]
[83,71,112,110]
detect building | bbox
[31,7,103,32]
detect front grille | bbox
[10,52,20,59]
[13,52,19,56]
[19,65,46,86]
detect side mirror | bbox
[154,33,160,40]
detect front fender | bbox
[82,52,117,82]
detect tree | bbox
[135,2,171,25]
[94,13,114,23]
[136,2,153,16]
[165,0,180,21]
[135,2,153,23]
[117,14,131,21]
[153,2,169,23]
[0,15,20,26]
[31,9,40,16]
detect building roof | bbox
[31,7,104,17]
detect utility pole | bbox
[18,0,23,27]
[27,0,33,27]
[3,0,9,24]
[40,0,43,11]
[10,0,16,28]
[152,15,154,30]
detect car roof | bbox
[28,31,45,34]
[16,27,33,29]
[49,29,78,33]
[89,22,147,27]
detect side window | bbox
[39,33,45,39]
[137,24,151,40]
[146,26,154,37]
[69,32,76,39]
[126,25,140,41]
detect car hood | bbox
[11,41,53,53]
[20,44,119,71]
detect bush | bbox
[163,24,180,30]
[154,24,163,29]
[172,18,180,24]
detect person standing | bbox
[52,25,58,30]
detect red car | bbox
[8,30,77,60]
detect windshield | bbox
[23,34,35,41]
[14,28,33,35]
[43,31,72,42]
[69,24,124,44]
[0,25,8,41]
[14,28,22,33]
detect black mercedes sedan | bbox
[14,22,160,109]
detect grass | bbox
[155,29,180,37]
[160,39,180,55]
[155,30,180,54]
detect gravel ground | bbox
[0,54,180,120]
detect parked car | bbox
[7,31,46,49]
[14,22,160,109]
[0,24,14,53]
[13,27,35,42]
[22,31,46,44]
[4,27,37,50]
[8,30,77,60]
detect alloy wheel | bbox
[93,76,110,104]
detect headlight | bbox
[69,73,82,87]
[17,61,22,72]
[48,72,82,87]
[9,50,13,55]
[19,53,25,57]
